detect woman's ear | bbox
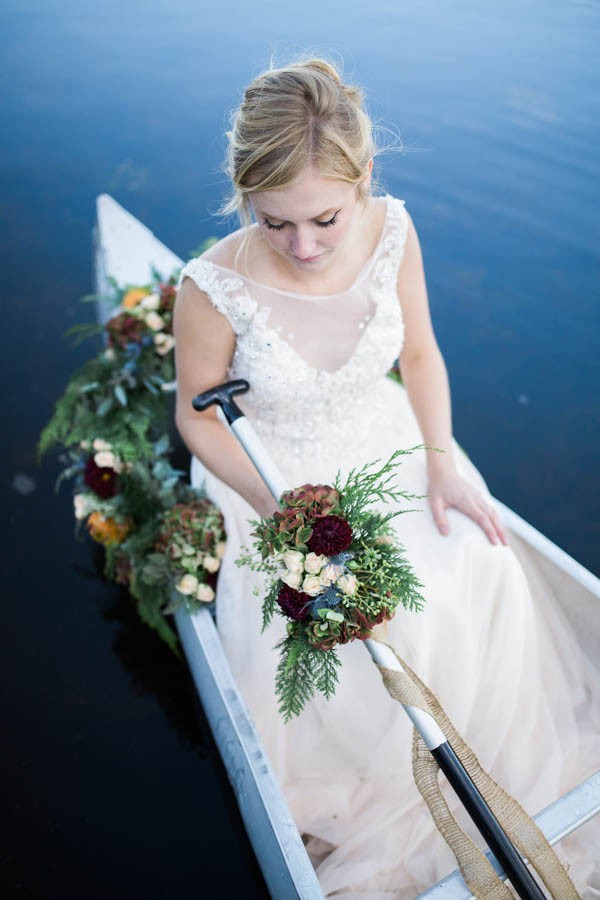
[362,158,374,190]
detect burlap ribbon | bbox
[369,631,580,899]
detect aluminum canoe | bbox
[93,192,600,899]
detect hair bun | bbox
[299,58,342,85]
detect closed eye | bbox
[263,218,285,231]
[316,213,339,228]
[263,211,340,231]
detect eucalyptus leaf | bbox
[325,610,344,623]
[154,434,170,455]
[143,378,160,395]
[114,384,127,406]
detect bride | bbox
[173,57,600,897]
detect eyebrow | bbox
[259,206,340,224]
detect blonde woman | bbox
[174,58,600,897]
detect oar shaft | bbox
[198,384,544,900]
[432,742,545,900]
[230,418,287,502]
[364,638,545,899]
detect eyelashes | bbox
[263,212,339,231]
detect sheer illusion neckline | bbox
[206,195,392,301]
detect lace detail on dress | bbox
[176,258,258,336]
[177,196,409,474]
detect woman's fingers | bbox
[488,504,508,546]
[429,493,450,536]
[472,506,499,545]
[469,500,508,546]
[428,477,509,546]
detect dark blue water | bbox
[2,1,598,896]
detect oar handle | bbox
[193,379,287,503]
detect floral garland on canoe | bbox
[38,265,226,653]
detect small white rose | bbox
[215,541,227,559]
[280,569,302,590]
[302,574,324,597]
[144,311,165,331]
[282,549,304,574]
[79,440,91,450]
[177,574,198,596]
[376,534,395,546]
[319,562,344,587]
[304,552,328,575]
[336,573,357,596]
[73,494,88,520]
[203,555,220,573]
[93,438,112,452]
[154,333,175,355]
[140,292,160,310]
[196,583,215,603]
[94,450,123,473]
[104,347,115,361]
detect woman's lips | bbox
[293,253,323,263]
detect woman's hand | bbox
[427,467,508,546]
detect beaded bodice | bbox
[176,195,409,476]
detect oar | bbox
[192,379,546,900]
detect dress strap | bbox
[370,197,409,291]
[176,258,257,335]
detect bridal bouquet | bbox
[237,450,426,720]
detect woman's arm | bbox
[173,277,280,518]
[396,213,507,546]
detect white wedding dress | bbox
[176,196,600,898]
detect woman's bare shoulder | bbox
[201,224,258,271]
[176,226,252,308]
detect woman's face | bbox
[249,165,370,275]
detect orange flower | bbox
[121,287,150,309]
[87,511,131,546]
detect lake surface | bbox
[2,1,598,896]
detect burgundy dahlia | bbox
[307,515,353,556]
[84,457,118,499]
[276,585,312,622]
[105,312,147,349]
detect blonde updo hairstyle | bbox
[221,58,377,226]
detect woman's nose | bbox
[290,226,317,260]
